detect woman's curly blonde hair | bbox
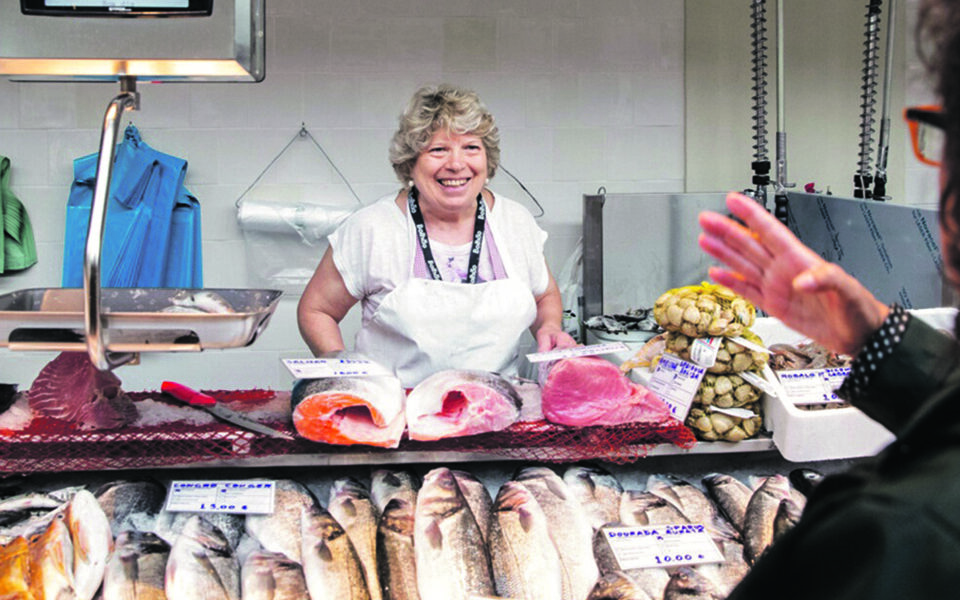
[389,84,501,184]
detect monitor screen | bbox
[21,0,213,17]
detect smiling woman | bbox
[297,84,576,388]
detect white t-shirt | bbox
[328,191,550,328]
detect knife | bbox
[161,381,296,441]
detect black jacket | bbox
[729,316,960,600]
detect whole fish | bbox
[487,480,564,600]
[241,550,309,600]
[513,466,598,600]
[376,498,420,600]
[94,480,167,536]
[405,370,522,441]
[701,473,752,535]
[414,467,494,600]
[773,497,803,543]
[646,475,736,542]
[450,470,493,545]
[169,290,235,313]
[742,475,792,565]
[66,488,115,600]
[0,491,63,526]
[165,515,241,600]
[245,479,318,564]
[371,470,420,514]
[0,536,32,599]
[102,530,170,600]
[300,505,371,600]
[619,490,688,526]
[587,571,655,600]
[663,566,724,600]
[329,477,382,600]
[30,512,76,600]
[563,465,624,531]
[695,538,750,597]
[291,373,405,448]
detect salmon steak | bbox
[291,375,405,448]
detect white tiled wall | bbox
[0,0,685,390]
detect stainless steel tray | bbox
[0,288,281,353]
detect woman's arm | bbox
[297,247,359,356]
[698,192,889,356]
[531,268,577,352]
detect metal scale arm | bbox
[84,77,139,370]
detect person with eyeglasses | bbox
[697,2,960,598]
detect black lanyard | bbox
[407,187,486,284]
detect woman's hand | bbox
[535,323,578,353]
[698,192,889,356]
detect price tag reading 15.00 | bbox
[601,523,724,570]
[165,481,276,515]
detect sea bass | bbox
[564,465,624,531]
[156,508,244,553]
[405,370,522,441]
[513,466,598,600]
[414,467,494,600]
[376,498,420,600]
[593,525,670,599]
[102,530,170,600]
[165,515,241,600]
[539,357,674,427]
[646,475,737,542]
[241,550,309,600]
[488,480,564,600]
[300,505,371,600]
[245,479,318,565]
[450,470,493,545]
[329,477,382,600]
[742,475,792,565]
[292,374,405,448]
[66,489,114,600]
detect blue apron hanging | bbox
[62,125,201,288]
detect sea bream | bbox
[292,374,405,448]
[405,370,522,441]
[245,479,318,565]
[563,465,624,531]
[241,550,309,600]
[65,489,115,600]
[102,530,170,600]
[165,515,241,600]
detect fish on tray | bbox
[539,356,675,428]
[291,372,405,448]
[405,370,522,441]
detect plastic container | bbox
[757,308,956,462]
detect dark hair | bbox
[919,0,960,286]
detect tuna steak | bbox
[405,370,522,441]
[291,374,405,448]
[28,352,138,430]
[539,357,674,427]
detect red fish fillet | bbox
[540,356,675,427]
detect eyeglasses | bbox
[904,105,946,167]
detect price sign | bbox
[283,357,394,378]
[690,337,721,368]
[526,342,628,363]
[165,480,276,515]
[647,354,706,421]
[776,367,851,405]
[601,524,724,570]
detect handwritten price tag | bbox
[601,524,724,570]
[776,367,851,405]
[165,481,276,515]
[647,354,706,421]
[283,357,394,378]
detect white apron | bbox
[354,198,537,388]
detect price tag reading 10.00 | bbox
[601,523,724,570]
[165,481,277,515]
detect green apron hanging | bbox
[0,155,38,274]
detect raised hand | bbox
[697,192,889,356]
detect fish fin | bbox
[340,497,358,518]
[312,539,335,563]
[517,506,536,533]
[424,518,443,549]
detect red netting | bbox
[0,390,697,475]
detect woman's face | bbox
[411,129,487,217]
